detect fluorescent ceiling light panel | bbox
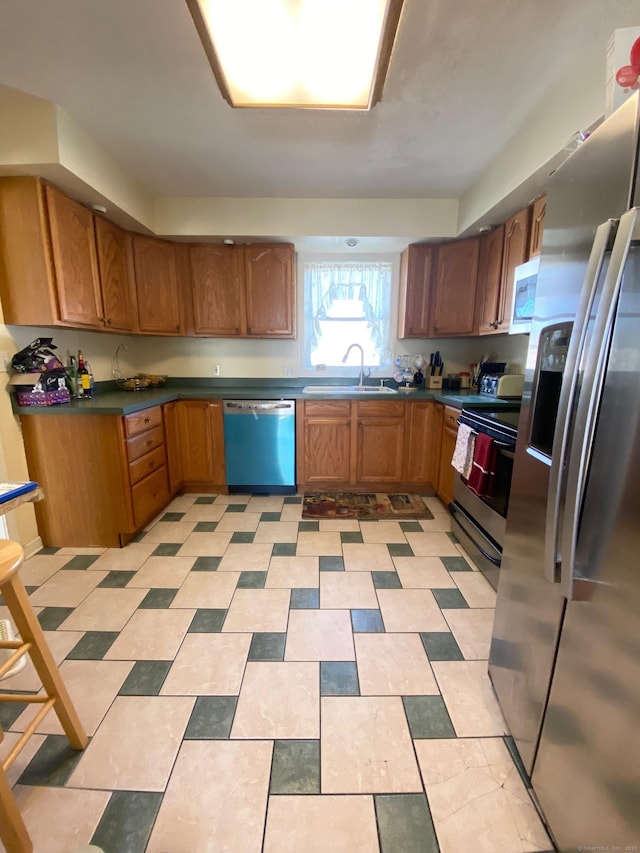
[186,0,404,109]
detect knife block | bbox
[426,375,443,389]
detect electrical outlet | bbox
[0,351,8,372]
[283,367,294,378]
[213,364,220,376]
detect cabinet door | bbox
[356,418,405,484]
[405,401,441,486]
[178,400,225,487]
[207,401,227,487]
[133,235,182,334]
[528,195,546,258]
[95,216,138,332]
[430,238,480,337]
[45,185,104,328]
[302,418,352,484]
[398,244,433,338]
[476,225,505,335]
[190,244,243,335]
[243,244,295,337]
[163,401,183,495]
[498,207,531,330]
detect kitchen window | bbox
[300,255,395,375]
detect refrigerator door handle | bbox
[560,207,639,600]
[543,220,617,584]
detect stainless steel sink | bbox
[302,385,398,394]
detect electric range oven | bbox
[449,407,521,590]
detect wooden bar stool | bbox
[0,540,88,853]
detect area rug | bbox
[302,492,434,520]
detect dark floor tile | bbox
[432,588,469,609]
[161,512,184,522]
[66,631,119,660]
[37,547,59,555]
[298,521,320,532]
[420,631,464,661]
[231,531,255,544]
[118,660,171,696]
[319,556,344,572]
[400,521,423,532]
[387,543,414,557]
[283,496,302,505]
[290,588,319,609]
[91,790,162,853]
[402,695,456,739]
[447,530,459,543]
[139,588,178,609]
[184,696,237,739]
[188,609,227,633]
[270,740,320,794]
[195,496,216,504]
[340,531,364,544]
[152,543,182,557]
[25,585,38,596]
[248,632,286,661]
[18,734,85,787]
[0,701,28,729]
[238,570,267,589]
[372,571,402,589]
[440,555,472,572]
[272,543,296,557]
[351,609,385,632]
[62,554,99,570]
[375,793,439,853]
[192,555,222,571]
[320,661,359,696]
[504,735,531,788]
[224,504,246,513]
[132,531,147,542]
[37,607,74,630]
[97,570,136,589]
[194,521,218,532]
[261,512,281,521]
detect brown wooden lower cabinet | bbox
[437,405,459,506]
[163,400,183,495]
[177,399,226,491]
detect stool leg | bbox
[0,764,33,853]
[2,577,87,750]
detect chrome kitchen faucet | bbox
[342,343,370,386]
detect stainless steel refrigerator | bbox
[489,92,640,851]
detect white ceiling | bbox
[0,0,637,204]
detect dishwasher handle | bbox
[223,400,295,414]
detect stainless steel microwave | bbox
[509,256,539,334]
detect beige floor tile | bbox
[0,732,45,786]
[264,795,378,853]
[69,695,194,791]
[161,632,251,695]
[280,504,303,521]
[13,785,111,853]
[285,609,355,661]
[215,493,251,504]
[170,572,239,609]
[140,521,196,543]
[12,658,133,736]
[253,520,300,543]
[432,661,507,737]
[296,532,343,556]
[56,547,106,555]
[265,556,319,588]
[218,543,273,571]
[416,738,552,853]
[215,512,262,532]
[355,633,439,695]
[165,494,198,511]
[422,496,450,514]
[360,521,407,544]
[29,569,108,607]
[246,496,285,513]
[320,572,378,609]
[104,608,195,660]
[223,588,290,633]
[88,542,157,571]
[343,543,395,572]
[444,609,495,660]
[419,515,453,532]
[179,503,227,523]
[321,696,422,793]
[232,661,319,739]
[376,589,449,632]
[393,556,457,589]
[177,530,234,556]
[147,740,272,853]
[453,572,497,608]
[59,587,147,632]
[405,532,460,556]
[318,519,361,532]
[127,555,195,588]
[0,630,83,692]
[19,554,70,586]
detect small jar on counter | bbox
[459,372,471,389]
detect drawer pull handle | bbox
[146,439,153,446]
[149,461,154,468]
[144,416,151,424]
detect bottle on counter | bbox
[67,354,79,397]
[77,350,90,397]
[85,361,95,398]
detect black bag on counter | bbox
[11,338,61,373]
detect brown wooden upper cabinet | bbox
[190,244,242,336]
[476,224,505,335]
[398,244,434,338]
[132,235,182,335]
[498,206,531,332]
[528,194,546,258]
[243,244,295,337]
[94,216,138,333]
[430,237,480,337]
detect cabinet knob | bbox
[175,324,180,331]
[144,416,151,424]
[358,421,363,429]
[105,318,112,326]
[146,439,153,446]
[346,420,351,428]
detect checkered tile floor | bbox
[0,493,553,852]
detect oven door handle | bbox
[493,440,515,452]
[450,503,501,566]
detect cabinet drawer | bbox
[131,465,169,529]
[129,445,167,486]
[124,406,163,438]
[126,426,164,462]
[303,400,351,417]
[443,406,460,430]
[356,400,405,418]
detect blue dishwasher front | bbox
[223,400,296,493]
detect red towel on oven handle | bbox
[466,433,497,498]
